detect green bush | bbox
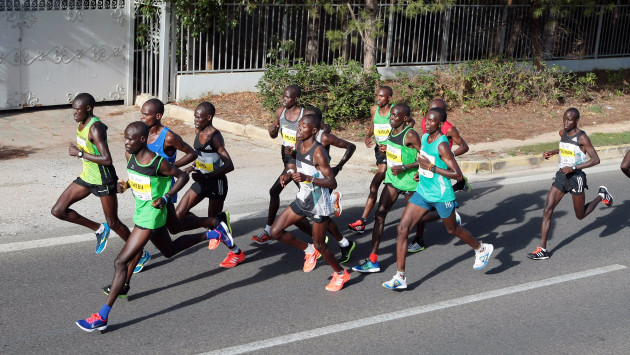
[256,58,381,129]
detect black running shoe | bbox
[598,186,614,207]
[338,241,356,263]
[103,284,130,299]
[527,246,550,260]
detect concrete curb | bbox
[160,102,630,175]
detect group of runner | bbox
[56,85,621,332]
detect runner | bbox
[352,104,422,273]
[383,108,493,290]
[175,102,244,268]
[527,108,613,260]
[51,93,131,255]
[251,85,304,244]
[76,121,233,332]
[621,149,630,179]
[269,114,351,291]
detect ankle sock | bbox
[206,229,220,240]
[304,243,315,254]
[339,237,349,247]
[369,253,378,263]
[99,304,111,320]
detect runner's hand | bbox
[151,197,166,209]
[68,143,80,157]
[413,172,419,182]
[365,136,372,148]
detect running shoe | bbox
[303,249,321,272]
[338,241,356,263]
[220,250,245,268]
[208,222,234,250]
[407,239,425,253]
[598,186,614,207]
[331,191,343,217]
[217,211,232,234]
[527,246,550,260]
[76,313,107,332]
[473,243,494,270]
[348,219,366,233]
[382,274,407,290]
[103,284,130,299]
[251,229,273,244]
[325,270,351,291]
[133,250,151,273]
[452,176,472,192]
[95,223,110,254]
[352,259,380,273]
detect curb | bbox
[161,102,630,175]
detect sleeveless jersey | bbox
[417,133,455,203]
[127,154,170,229]
[373,105,393,143]
[193,130,223,174]
[384,125,419,191]
[76,117,116,185]
[295,140,332,218]
[279,107,304,148]
[147,126,176,164]
[558,130,587,169]
[421,118,454,147]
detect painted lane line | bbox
[201,264,627,355]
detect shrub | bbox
[256,58,381,129]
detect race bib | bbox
[558,142,576,167]
[282,128,297,147]
[128,172,152,201]
[195,158,215,173]
[374,123,391,142]
[418,150,436,178]
[76,136,88,151]
[386,145,402,167]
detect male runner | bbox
[527,108,613,260]
[352,104,422,273]
[51,93,131,254]
[621,149,630,179]
[175,102,244,268]
[252,85,304,244]
[383,108,493,290]
[269,115,351,292]
[76,121,233,332]
[347,86,394,233]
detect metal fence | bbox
[174,3,630,75]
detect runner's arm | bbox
[621,150,630,179]
[321,132,356,175]
[165,131,197,167]
[293,145,337,190]
[447,126,469,156]
[268,107,283,138]
[197,131,234,179]
[79,121,113,166]
[418,142,462,181]
[152,159,190,209]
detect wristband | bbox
[310,176,314,183]
[162,196,169,204]
[286,169,295,174]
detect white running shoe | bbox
[382,274,407,290]
[473,243,493,270]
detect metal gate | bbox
[0,0,132,110]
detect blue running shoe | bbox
[352,259,381,273]
[217,211,232,235]
[76,313,108,332]
[95,223,110,254]
[133,250,151,273]
[208,222,234,250]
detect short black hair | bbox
[196,102,216,116]
[429,98,447,110]
[392,103,411,117]
[427,107,447,123]
[74,93,96,112]
[145,98,165,115]
[126,121,149,138]
[286,85,301,98]
[379,86,393,97]
[301,113,321,129]
[304,107,322,121]
[566,107,580,119]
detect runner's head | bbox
[194,102,216,130]
[425,107,446,134]
[140,98,164,128]
[72,93,96,122]
[563,107,580,131]
[390,103,411,129]
[282,85,301,109]
[376,86,393,108]
[428,98,447,111]
[124,121,149,154]
[297,114,321,141]
[304,107,322,121]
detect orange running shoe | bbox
[220,250,245,268]
[331,191,343,217]
[348,219,365,233]
[303,249,320,272]
[251,229,273,244]
[325,270,351,291]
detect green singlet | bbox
[76,117,116,185]
[384,125,418,191]
[127,154,170,229]
[373,104,394,143]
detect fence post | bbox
[440,6,451,64]
[385,4,394,67]
[125,0,135,105]
[158,1,171,103]
[169,7,177,101]
[594,5,604,59]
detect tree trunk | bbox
[306,6,319,65]
[529,3,546,69]
[363,0,378,71]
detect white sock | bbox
[396,271,405,279]
[230,246,241,253]
[338,237,349,247]
[475,244,484,252]
[265,225,271,234]
[96,224,105,234]
[304,243,315,254]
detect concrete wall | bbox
[174,57,630,100]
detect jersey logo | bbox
[571,137,578,142]
[305,155,311,161]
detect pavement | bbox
[1,96,629,175]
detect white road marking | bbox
[201,264,627,355]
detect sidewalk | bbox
[158,99,630,175]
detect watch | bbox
[572,165,577,171]
[430,164,436,173]
[401,165,407,171]
[77,150,84,159]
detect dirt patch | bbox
[176,92,629,151]
[0,145,38,160]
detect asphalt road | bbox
[1,119,629,354]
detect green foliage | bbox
[390,57,601,112]
[256,58,381,129]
